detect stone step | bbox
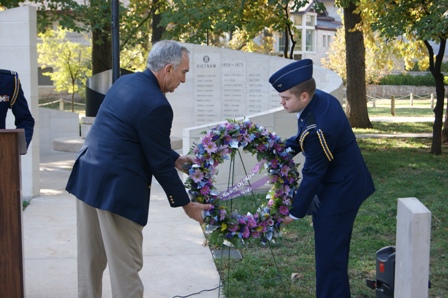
[53,137,84,153]
[53,136,183,153]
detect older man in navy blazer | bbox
[270,59,375,297]
[66,40,211,298]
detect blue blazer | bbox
[286,90,375,218]
[66,69,190,226]
[0,70,35,147]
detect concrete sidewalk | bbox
[23,151,221,298]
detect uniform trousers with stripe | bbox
[312,207,360,298]
[76,199,144,298]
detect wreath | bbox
[184,118,300,246]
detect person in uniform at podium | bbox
[66,40,211,298]
[0,69,35,148]
[269,59,375,298]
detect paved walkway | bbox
[23,151,221,298]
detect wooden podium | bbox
[0,129,27,298]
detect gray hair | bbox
[146,40,190,72]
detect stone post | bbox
[394,197,431,298]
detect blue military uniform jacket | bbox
[66,69,190,226]
[285,90,375,218]
[0,69,35,147]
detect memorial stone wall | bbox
[167,43,343,139]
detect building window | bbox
[293,15,302,26]
[285,12,317,54]
[323,35,332,47]
[279,31,286,52]
[306,15,315,26]
[306,30,315,52]
[293,30,302,51]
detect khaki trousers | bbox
[76,199,144,298]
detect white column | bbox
[394,197,431,298]
[0,6,40,199]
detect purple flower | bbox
[219,209,227,220]
[280,165,290,176]
[279,205,289,215]
[238,217,246,225]
[200,184,210,195]
[247,217,257,228]
[229,224,239,232]
[242,226,250,238]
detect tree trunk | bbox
[424,40,446,155]
[430,73,444,155]
[343,3,372,128]
[92,28,112,75]
[283,28,289,58]
[91,0,112,75]
[443,91,448,143]
[151,0,165,44]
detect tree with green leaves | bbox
[322,21,428,85]
[2,0,155,75]
[38,27,92,112]
[160,0,324,58]
[368,0,447,155]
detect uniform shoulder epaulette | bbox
[0,69,17,76]
[0,69,20,108]
[299,113,334,162]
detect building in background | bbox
[275,0,342,66]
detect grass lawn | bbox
[208,109,447,297]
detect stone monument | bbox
[0,6,40,198]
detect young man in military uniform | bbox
[270,59,375,297]
[0,69,35,148]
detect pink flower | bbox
[191,169,204,183]
[203,141,218,154]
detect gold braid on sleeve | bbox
[316,129,334,161]
[10,74,20,108]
